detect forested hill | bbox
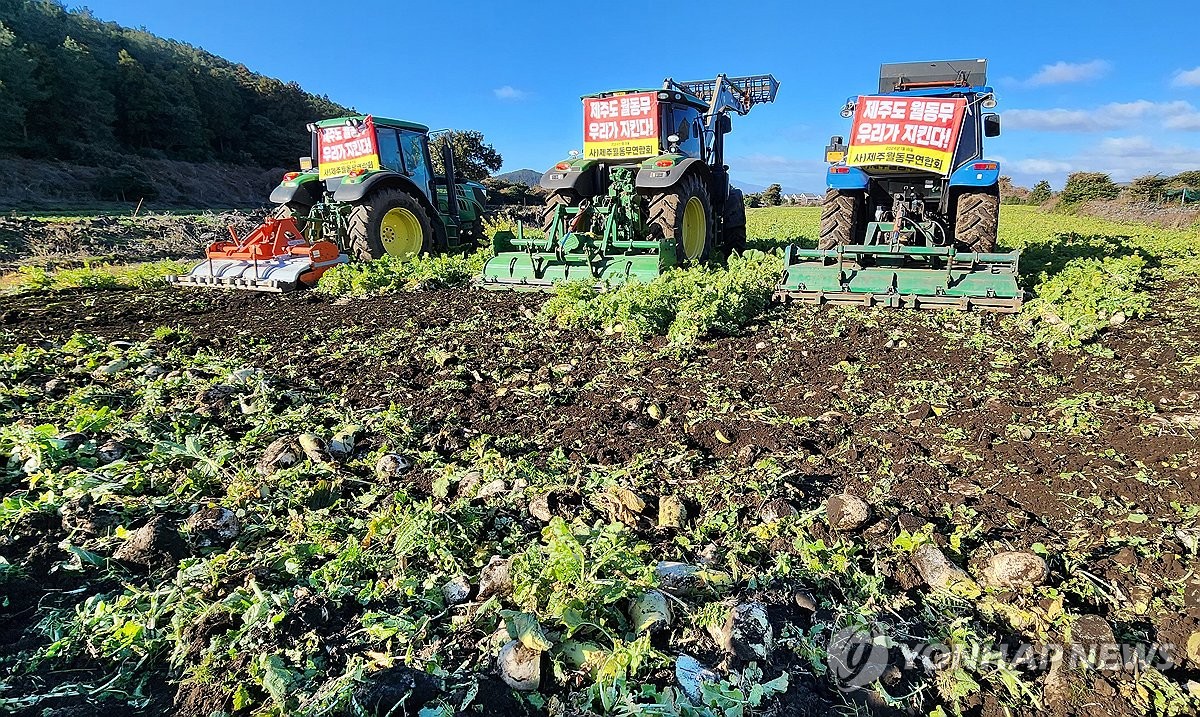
[0,0,353,169]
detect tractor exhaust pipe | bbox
[441,141,460,221]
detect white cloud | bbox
[1023,60,1110,86]
[1002,136,1200,187]
[1172,67,1200,87]
[493,85,528,101]
[1005,100,1197,132]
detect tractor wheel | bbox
[273,202,312,233]
[954,188,1000,253]
[647,172,712,266]
[345,188,436,262]
[818,189,863,250]
[541,190,579,238]
[721,188,747,258]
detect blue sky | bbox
[80,0,1200,192]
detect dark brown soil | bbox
[2,282,1199,717]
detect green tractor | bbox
[172,115,488,292]
[273,115,487,261]
[479,75,778,289]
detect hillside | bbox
[494,168,544,186]
[0,0,351,170]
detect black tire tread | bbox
[954,189,1000,253]
[645,173,712,265]
[541,191,578,237]
[345,188,436,262]
[818,188,862,250]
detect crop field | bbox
[1,206,1199,717]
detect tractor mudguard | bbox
[826,166,869,190]
[269,175,324,206]
[540,161,598,195]
[334,170,429,206]
[635,157,707,189]
[948,160,1000,188]
[334,171,447,244]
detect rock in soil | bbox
[375,453,413,480]
[826,493,871,531]
[497,640,541,691]
[793,589,817,612]
[675,654,720,705]
[351,664,442,715]
[56,431,87,451]
[628,590,672,634]
[709,602,773,661]
[442,576,471,606]
[256,436,300,476]
[911,544,975,592]
[981,551,1048,589]
[478,556,512,599]
[760,498,797,523]
[97,438,127,464]
[113,515,188,570]
[328,425,361,462]
[658,495,687,528]
[184,506,240,548]
[655,561,732,596]
[297,433,330,463]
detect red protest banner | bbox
[583,92,660,160]
[846,96,967,175]
[318,116,380,180]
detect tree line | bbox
[0,0,351,169]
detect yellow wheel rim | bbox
[681,196,706,261]
[379,207,423,259]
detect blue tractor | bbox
[776,59,1022,311]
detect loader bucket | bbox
[775,244,1024,312]
[167,217,348,293]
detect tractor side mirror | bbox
[984,113,1001,137]
[717,115,732,134]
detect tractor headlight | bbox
[981,94,997,109]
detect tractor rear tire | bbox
[647,173,713,266]
[954,189,1000,253]
[274,202,312,233]
[541,191,579,238]
[345,188,436,262]
[722,188,747,258]
[818,189,863,250]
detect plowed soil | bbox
[3,282,1199,717]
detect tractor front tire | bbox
[541,190,579,238]
[345,188,436,262]
[647,173,713,266]
[818,189,863,250]
[954,188,1000,253]
[721,188,747,258]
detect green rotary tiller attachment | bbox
[478,168,676,290]
[775,220,1024,312]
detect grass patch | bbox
[542,250,782,344]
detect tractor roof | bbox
[314,115,429,132]
[580,88,708,111]
[879,59,988,93]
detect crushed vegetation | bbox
[1,205,1199,717]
